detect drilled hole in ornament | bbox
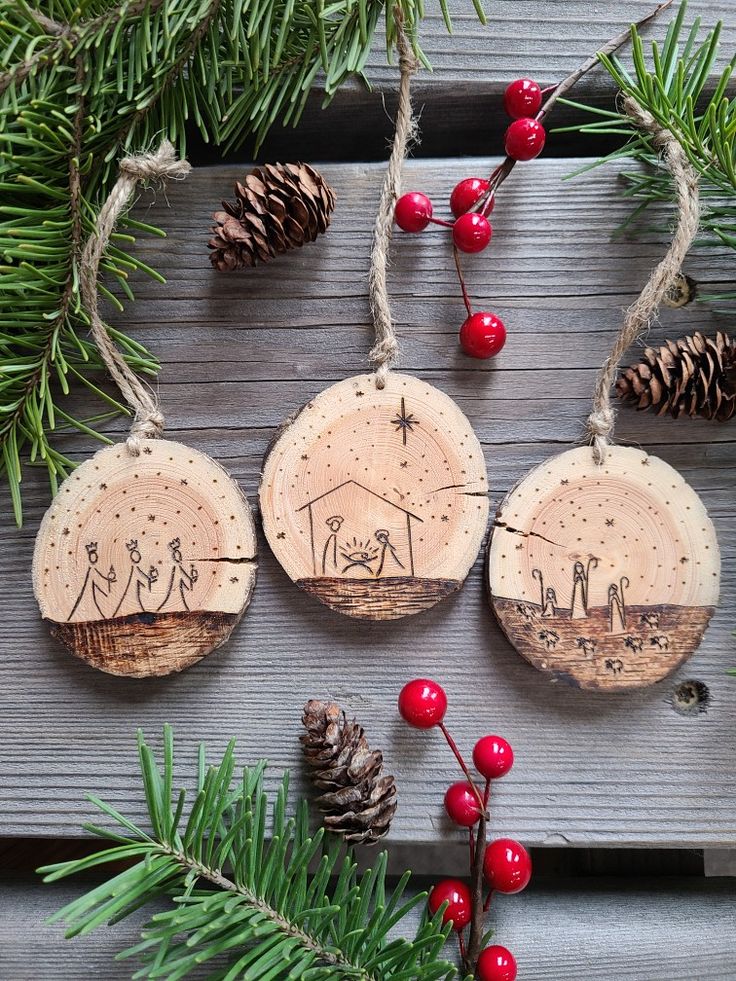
[672,679,710,716]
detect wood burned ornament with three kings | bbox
[32,143,257,678]
[261,373,489,620]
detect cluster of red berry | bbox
[393,78,548,361]
[398,678,531,980]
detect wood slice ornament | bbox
[261,373,488,620]
[259,29,488,620]
[488,97,721,691]
[488,446,719,690]
[32,143,257,677]
[33,440,256,677]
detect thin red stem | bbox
[468,825,475,866]
[438,722,485,811]
[458,931,467,962]
[483,888,493,913]
[483,777,491,809]
[452,246,473,318]
[427,216,454,228]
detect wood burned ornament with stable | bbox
[33,440,257,677]
[487,445,719,691]
[261,373,489,620]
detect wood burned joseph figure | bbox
[260,373,489,620]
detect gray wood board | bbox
[195,0,736,162]
[3,875,735,980]
[1,160,734,846]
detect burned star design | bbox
[399,460,409,468]
[560,479,569,485]
[99,483,107,491]
[441,515,449,522]
[148,514,156,522]
[142,446,153,455]
[180,478,188,486]
[391,397,419,446]
[276,531,286,539]
[605,518,614,527]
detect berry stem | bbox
[483,776,491,808]
[451,0,673,329]
[427,216,455,228]
[483,888,493,913]
[468,825,475,866]
[465,809,488,974]
[458,930,467,962]
[452,245,474,318]
[438,722,485,811]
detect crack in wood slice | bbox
[32,439,257,677]
[260,372,489,620]
[487,445,720,691]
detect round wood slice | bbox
[487,445,720,691]
[33,439,257,678]
[260,372,489,620]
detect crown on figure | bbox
[85,542,98,555]
[125,539,139,551]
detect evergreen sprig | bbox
[558,1,736,301]
[39,726,461,980]
[1,0,486,525]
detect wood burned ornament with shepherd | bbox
[261,373,488,620]
[488,101,720,691]
[487,445,719,691]
[33,440,257,677]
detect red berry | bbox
[477,945,518,981]
[503,78,542,118]
[473,735,514,780]
[452,213,492,253]
[504,118,546,161]
[483,838,532,894]
[450,177,490,218]
[395,192,433,232]
[459,312,506,360]
[444,782,482,827]
[398,678,447,729]
[427,878,472,930]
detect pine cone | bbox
[616,330,735,421]
[208,163,335,271]
[301,700,397,845]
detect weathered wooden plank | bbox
[0,159,734,846]
[4,875,735,979]
[241,0,736,160]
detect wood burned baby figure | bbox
[68,542,116,620]
[112,539,159,617]
[157,538,198,612]
[608,577,629,633]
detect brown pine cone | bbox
[616,330,735,421]
[208,163,335,271]
[301,700,397,845]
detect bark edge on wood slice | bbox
[487,445,719,691]
[260,372,489,620]
[32,439,257,677]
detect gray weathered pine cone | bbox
[209,162,336,271]
[617,330,735,422]
[301,699,397,845]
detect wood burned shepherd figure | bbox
[113,539,159,617]
[157,538,198,612]
[608,576,629,633]
[570,557,598,619]
[68,542,116,620]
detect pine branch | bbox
[1,0,486,525]
[558,0,736,301]
[39,726,459,980]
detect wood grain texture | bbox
[260,372,488,619]
[4,875,735,980]
[0,159,734,846]
[488,445,720,690]
[32,440,257,677]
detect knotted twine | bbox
[80,140,191,454]
[368,15,419,388]
[586,96,700,463]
